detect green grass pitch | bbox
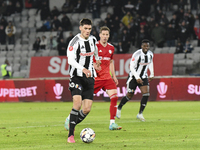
[0,101,200,150]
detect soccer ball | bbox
[80,128,95,143]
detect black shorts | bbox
[126,75,149,93]
[69,76,94,100]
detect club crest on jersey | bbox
[69,46,73,51]
[109,50,112,54]
[99,50,102,52]
[132,57,135,61]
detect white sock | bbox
[110,119,115,125]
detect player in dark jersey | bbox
[65,18,101,143]
[93,26,122,130]
[116,39,154,122]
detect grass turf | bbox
[0,101,199,150]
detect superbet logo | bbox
[188,84,200,95]
[53,83,63,99]
[157,82,168,98]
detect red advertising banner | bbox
[1,77,200,102]
[0,80,45,102]
[29,54,174,78]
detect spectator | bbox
[61,13,72,31]
[112,16,120,42]
[5,21,16,44]
[1,59,12,79]
[116,41,129,54]
[122,1,134,14]
[136,28,148,48]
[165,24,176,47]
[73,0,85,13]
[37,17,51,32]
[121,11,133,27]
[89,0,100,19]
[15,1,22,13]
[119,29,131,52]
[159,14,169,28]
[0,17,8,29]
[170,14,179,32]
[178,21,190,45]
[175,40,184,54]
[151,23,166,48]
[56,26,64,43]
[0,24,6,44]
[51,16,62,31]
[62,0,73,13]
[47,35,58,50]
[36,1,50,21]
[6,1,15,16]
[50,6,60,19]
[40,35,47,50]
[194,15,200,46]
[33,37,41,52]
[66,32,74,47]
[0,2,7,16]
[57,38,67,56]
[183,39,193,53]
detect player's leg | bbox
[107,89,122,130]
[76,77,94,124]
[117,76,137,118]
[137,80,149,122]
[68,95,82,143]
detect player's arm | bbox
[94,40,101,67]
[110,59,118,85]
[148,54,154,82]
[130,53,143,85]
[67,42,91,77]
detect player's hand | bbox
[83,68,91,78]
[148,77,154,82]
[113,76,118,85]
[96,60,101,67]
[93,63,101,71]
[136,79,143,85]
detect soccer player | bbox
[93,26,122,130]
[116,39,154,122]
[66,18,101,143]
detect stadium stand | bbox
[1,0,200,78]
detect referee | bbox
[66,18,101,143]
[116,39,154,122]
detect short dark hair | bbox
[142,39,150,44]
[99,26,110,33]
[80,18,92,26]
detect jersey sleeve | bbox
[130,52,140,80]
[93,37,99,61]
[67,38,84,71]
[149,53,154,78]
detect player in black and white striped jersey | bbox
[116,39,154,122]
[66,18,101,143]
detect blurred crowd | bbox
[0,0,200,55]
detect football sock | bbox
[76,110,87,124]
[110,119,115,125]
[110,93,118,120]
[118,96,130,110]
[139,94,149,114]
[68,108,79,137]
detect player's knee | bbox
[127,92,134,99]
[110,93,118,102]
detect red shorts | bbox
[94,78,117,94]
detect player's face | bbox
[99,30,109,43]
[141,43,150,54]
[80,24,92,39]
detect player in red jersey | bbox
[93,26,122,130]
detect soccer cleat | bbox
[116,108,121,119]
[136,113,146,122]
[67,135,75,143]
[64,118,69,131]
[109,123,122,130]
